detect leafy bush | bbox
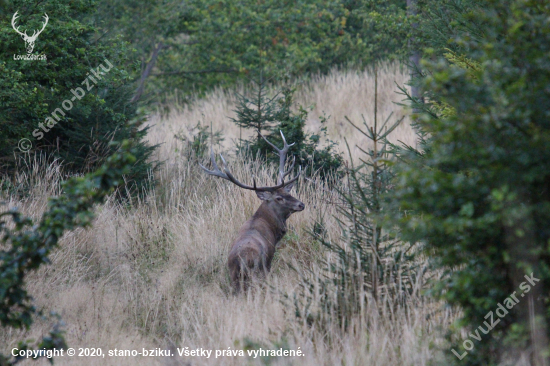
[391,0,550,364]
[0,0,155,192]
[94,0,409,105]
[0,140,137,365]
[174,121,224,160]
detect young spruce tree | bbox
[232,74,342,180]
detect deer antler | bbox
[200,150,300,192]
[261,130,296,185]
[199,131,300,192]
[11,11,27,37]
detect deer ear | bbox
[256,191,273,201]
[283,182,295,193]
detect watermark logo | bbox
[451,272,541,360]
[12,11,48,61]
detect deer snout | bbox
[296,202,305,211]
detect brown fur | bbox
[228,186,304,292]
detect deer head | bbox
[12,11,49,54]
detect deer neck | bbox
[254,202,288,242]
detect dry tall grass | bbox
[1,66,452,365]
[149,63,416,164]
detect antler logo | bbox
[11,11,49,54]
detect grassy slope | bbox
[1,65,452,365]
[151,63,417,163]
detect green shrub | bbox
[0,140,137,365]
[94,0,409,105]
[391,1,550,364]
[0,0,155,193]
[174,121,224,161]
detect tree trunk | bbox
[407,0,422,105]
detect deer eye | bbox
[276,197,284,202]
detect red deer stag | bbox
[200,131,304,292]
